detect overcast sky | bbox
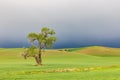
[0,0,120,48]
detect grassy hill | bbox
[0,47,120,80]
[67,46,120,56]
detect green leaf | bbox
[27,32,38,43]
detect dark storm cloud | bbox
[0,0,120,48]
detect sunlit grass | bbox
[0,47,120,80]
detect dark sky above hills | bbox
[0,0,120,48]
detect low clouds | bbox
[0,0,120,48]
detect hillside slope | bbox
[76,46,120,56]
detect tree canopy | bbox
[22,27,57,65]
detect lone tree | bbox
[22,27,57,65]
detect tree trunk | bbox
[38,53,42,65]
[35,57,39,65]
[35,48,42,65]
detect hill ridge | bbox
[66,46,120,56]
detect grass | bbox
[0,47,120,80]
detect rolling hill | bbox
[67,46,120,56]
[0,46,120,80]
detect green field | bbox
[0,46,120,80]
